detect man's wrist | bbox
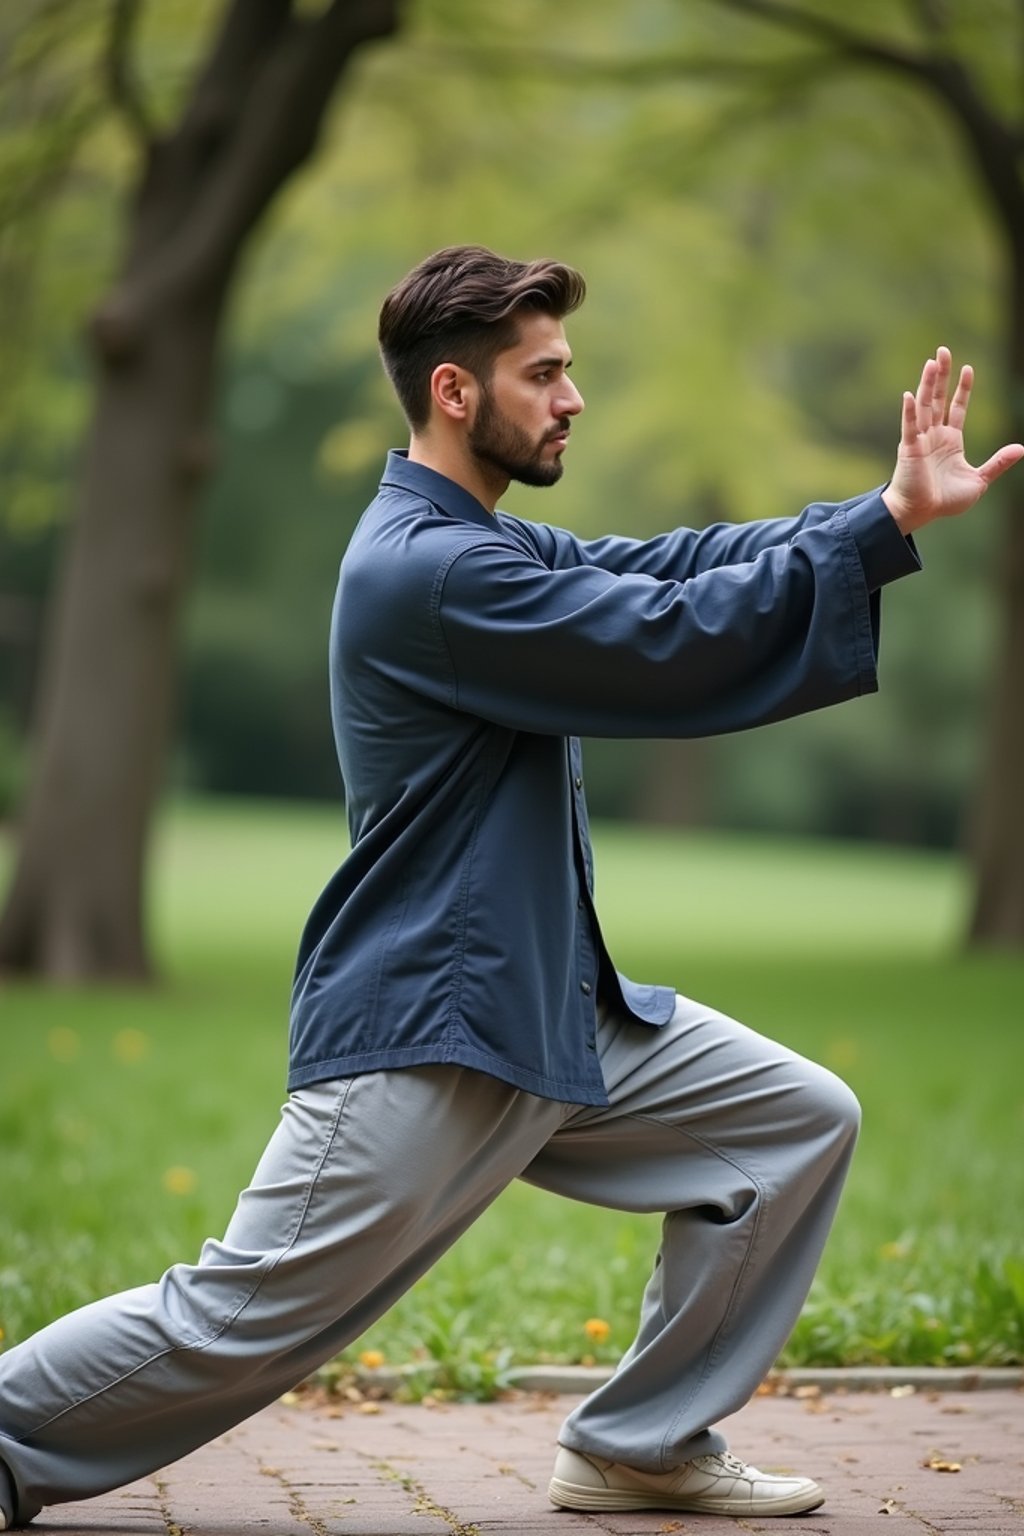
[880,485,924,536]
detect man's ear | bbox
[429,363,477,423]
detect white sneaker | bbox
[549,1446,825,1516]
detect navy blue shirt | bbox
[288,451,920,1105]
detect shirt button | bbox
[574,775,583,790]
[580,980,592,995]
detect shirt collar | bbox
[379,449,499,532]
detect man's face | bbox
[467,312,584,488]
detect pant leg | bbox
[521,994,860,1473]
[0,1066,565,1525]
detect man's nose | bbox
[558,378,585,417]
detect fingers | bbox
[976,441,1024,486]
[929,346,952,427]
[908,347,968,435]
[947,362,973,432]
[914,355,938,433]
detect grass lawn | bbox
[1,800,1022,1390]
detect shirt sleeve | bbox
[531,486,915,584]
[432,490,921,740]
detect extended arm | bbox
[526,489,889,583]
[431,502,913,740]
[530,347,1021,578]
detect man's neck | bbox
[407,436,506,515]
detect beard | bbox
[468,386,568,488]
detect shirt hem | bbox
[287,1042,610,1106]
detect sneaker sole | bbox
[548,1476,825,1516]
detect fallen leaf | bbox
[358,1400,382,1415]
[890,1384,916,1398]
[658,1523,685,1533]
[879,1496,897,1515]
[793,1384,822,1399]
[923,1455,961,1473]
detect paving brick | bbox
[19,1386,1024,1533]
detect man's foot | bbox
[548,1446,825,1516]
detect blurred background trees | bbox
[1,0,1021,978]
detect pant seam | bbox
[14,1079,356,1442]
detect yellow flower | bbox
[112,1028,149,1064]
[162,1166,198,1196]
[826,1037,860,1070]
[359,1349,386,1369]
[583,1317,611,1342]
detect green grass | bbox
[1,801,1022,1389]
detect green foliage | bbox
[1,0,1021,838]
[1,801,1021,1385]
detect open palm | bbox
[882,347,1023,535]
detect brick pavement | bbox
[26,1386,1024,1535]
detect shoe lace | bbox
[695,1451,748,1477]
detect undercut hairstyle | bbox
[378,245,586,431]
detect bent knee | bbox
[798,1061,861,1147]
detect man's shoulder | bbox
[336,489,521,643]
[348,487,495,564]
[346,487,555,582]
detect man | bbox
[0,245,1020,1527]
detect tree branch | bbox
[171,0,401,287]
[93,0,402,353]
[707,0,930,73]
[395,37,865,99]
[178,0,293,146]
[702,0,1024,261]
[105,0,154,147]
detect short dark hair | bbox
[378,245,586,430]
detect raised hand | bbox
[881,346,1023,535]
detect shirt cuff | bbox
[841,487,922,592]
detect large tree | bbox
[0,0,401,979]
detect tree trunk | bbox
[966,262,1024,945]
[0,0,401,981]
[0,301,220,979]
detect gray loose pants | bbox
[0,995,859,1526]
